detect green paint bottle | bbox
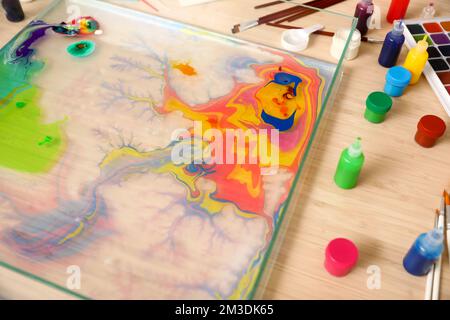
[334,137,365,189]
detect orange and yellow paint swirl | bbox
[151,52,325,298]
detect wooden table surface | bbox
[1,0,449,300]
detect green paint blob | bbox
[16,101,26,108]
[67,40,96,58]
[0,87,65,173]
[413,34,433,46]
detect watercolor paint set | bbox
[404,17,450,116]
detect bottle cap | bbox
[324,238,359,277]
[417,115,447,139]
[416,36,429,52]
[348,137,362,158]
[392,20,405,36]
[366,91,393,114]
[423,2,435,13]
[3,0,25,22]
[386,66,412,87]
[422,229,444,250]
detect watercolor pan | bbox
[428,46,441,58]
[413,34,433,45]
[438,45,450,56]
[429,59,450,71]
[405,17,450,116]
[406,24,425,35]
[430,33,450,45]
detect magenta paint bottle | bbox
[354,0,374,36]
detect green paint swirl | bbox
[0,20,65,173]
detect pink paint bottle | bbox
[324,238,359,277]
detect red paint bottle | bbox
[386,0,410,24]
[415,115,446,148]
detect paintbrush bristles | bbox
[445,190,450,205]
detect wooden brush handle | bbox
[257,5,309,24]
[255,1,287,9]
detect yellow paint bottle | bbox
[403,36,429,85]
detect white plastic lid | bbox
[392,20,404,36]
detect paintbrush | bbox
[233,0,339,33]
[255,0,290,9]
[431,192,446,300]
[446,191,450,267]
[275,0,346,24]
[265,22,384,43]
[232,5,306,33]
[141,0,159,12]
[233,0,347,34]
[425,208,439,300]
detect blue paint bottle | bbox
[403,229,444,276]
[378,20,405,68]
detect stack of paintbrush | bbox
[232,0,382,43]
[232,0,346,33]
[425,190,450,300]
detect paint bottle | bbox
[386,0,410,24]
[324,238,359,277]
[403,229,444,276]
[354,0,374,36]
[364,91,393,123]
[378,20,405,68]
[330,28,361,61]
[421,2,435,19]
[1,0,25,22]
[415,115,447,148]
[403,36,429,85]
[384,66,411,97]
[334,137,365,189]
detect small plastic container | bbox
[384,66,412,97]
[364,91,393,123]
[325,238,359,277]
[2,0,25,22]
[330,28,361,61]
[403,229,443,276]
[415,115,447,148]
